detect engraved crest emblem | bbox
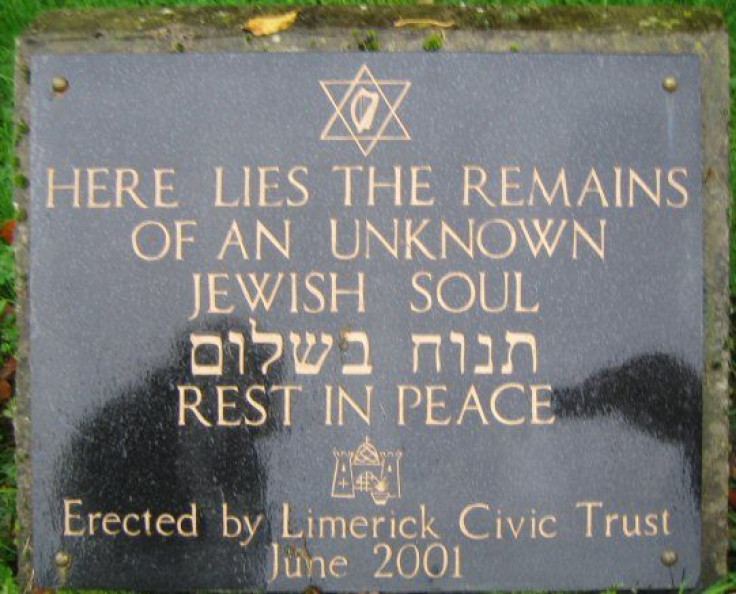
[331,436,402,506]
[320,64,411,157]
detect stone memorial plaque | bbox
[17,8,730,592]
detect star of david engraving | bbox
[320,64,411,157]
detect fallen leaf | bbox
[1,220,16,244]
[0,357,16,381]
[730,487,736,510]
[0,379,12,402]
[243,11,298,37]
[394,18,455,29]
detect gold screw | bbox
[52,77,69,94]
[662,76,679,93]
[54,550,71,568]
[660,549,678,567]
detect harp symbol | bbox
[350,87,380,132]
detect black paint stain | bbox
[553,352,702,500]
[49,318,284,590]
[45,343,701,589]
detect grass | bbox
[423,31,445,51]
[0,0,734,593]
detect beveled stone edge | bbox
[24,5,724,39]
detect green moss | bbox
[501,9,521,24]
[423,32,444,52]
[354,29,380,52]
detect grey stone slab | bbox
[14,6,730,592]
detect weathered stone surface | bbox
[14,6,729,592]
